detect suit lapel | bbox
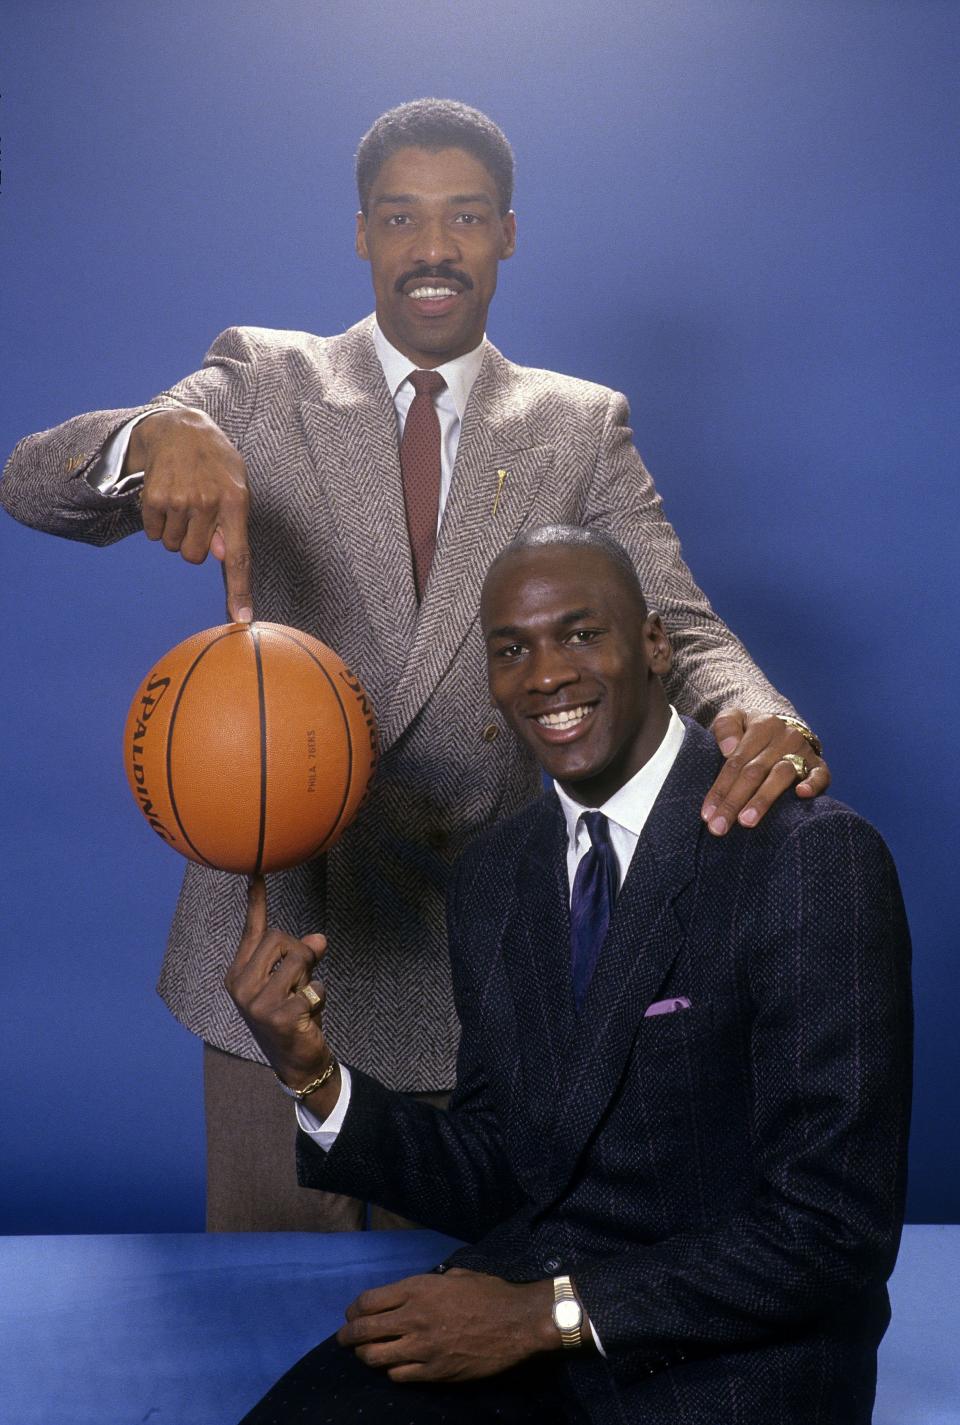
[382,342,552,746]
[297,319,419,708]
[542,723,716,1189]
[298,328,556,747]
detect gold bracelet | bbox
[274,1059,338,1103]
[777,715,823,758]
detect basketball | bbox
[123,622,378,874]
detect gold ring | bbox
[779,752,808,780]
[299,982,322,1009]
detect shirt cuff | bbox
[86,410,171,496]
[294,1064,352,1150]
[588,1318,606,1356]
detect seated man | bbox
[227,526,912,1425]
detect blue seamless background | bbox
[1,0,956,1231]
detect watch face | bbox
[554,1299,582,1331]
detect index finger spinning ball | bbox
[123,622,378,874]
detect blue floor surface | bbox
[0,1224,956,1424]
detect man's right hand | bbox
[224,877,340,1116]
[130,408,253,622]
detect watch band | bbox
[777,715,823,758]
[552,1274,583,1349]
[274,1059,338,1102]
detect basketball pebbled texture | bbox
[123,622,379,874]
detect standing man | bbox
[226,526,911,1425]
[0,100,828,1232]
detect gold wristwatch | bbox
[552,1274,583,1348]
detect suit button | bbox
[425,829,447,851]
[482,722,499,742]
[543,1257,561,1274]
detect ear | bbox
[499,210,517,260]
[355,211,369,261]
[644,613,673,677]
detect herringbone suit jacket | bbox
[297,721,912,1423]
[2,321,797,1089]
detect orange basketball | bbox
[123,622,378,874]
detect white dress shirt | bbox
[555,705,686,900]
[372,323,484,531]
[88,322,485,526]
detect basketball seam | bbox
[165,628,249,869]
[250,624,268,878]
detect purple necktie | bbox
[569,811,619,1010]
[400,369,446,601]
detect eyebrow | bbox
[485,608,600,641]
[373,191,495,208]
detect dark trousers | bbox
[238,1334,589,1424]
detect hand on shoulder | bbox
[703,709,830,835]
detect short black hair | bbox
[487,524,649,618]
[356,99,515,216]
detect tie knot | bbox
[582,811,612,850]
[409,369,446,398]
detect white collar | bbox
[372,320,486,422]
[553,706,687,846]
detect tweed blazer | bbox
[2,321,797,1089]
[298,720,912,1424]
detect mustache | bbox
[395,265,474,294]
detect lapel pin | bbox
[492,468,508,517]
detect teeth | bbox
[537,705,591,729]
[408,286,457,299]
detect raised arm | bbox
[225,876,524,1241]
[585,389,830,826]
[225,876,567,1384]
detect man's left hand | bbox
[703,711,830,835]
[337,1269,558,1382]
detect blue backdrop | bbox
[1,0,956,1232]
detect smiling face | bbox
[482,544,673,806]
[356,145,517,367]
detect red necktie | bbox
[400,369,446,601]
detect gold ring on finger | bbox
[299,982,322,1009]
[779,752,808,781]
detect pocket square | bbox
[644,996,692,1017]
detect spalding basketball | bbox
[123,622,378,874]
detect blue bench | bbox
[0,1225,956,1423]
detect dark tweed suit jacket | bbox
[2,320,796,1090]
[297,720,912,1424]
